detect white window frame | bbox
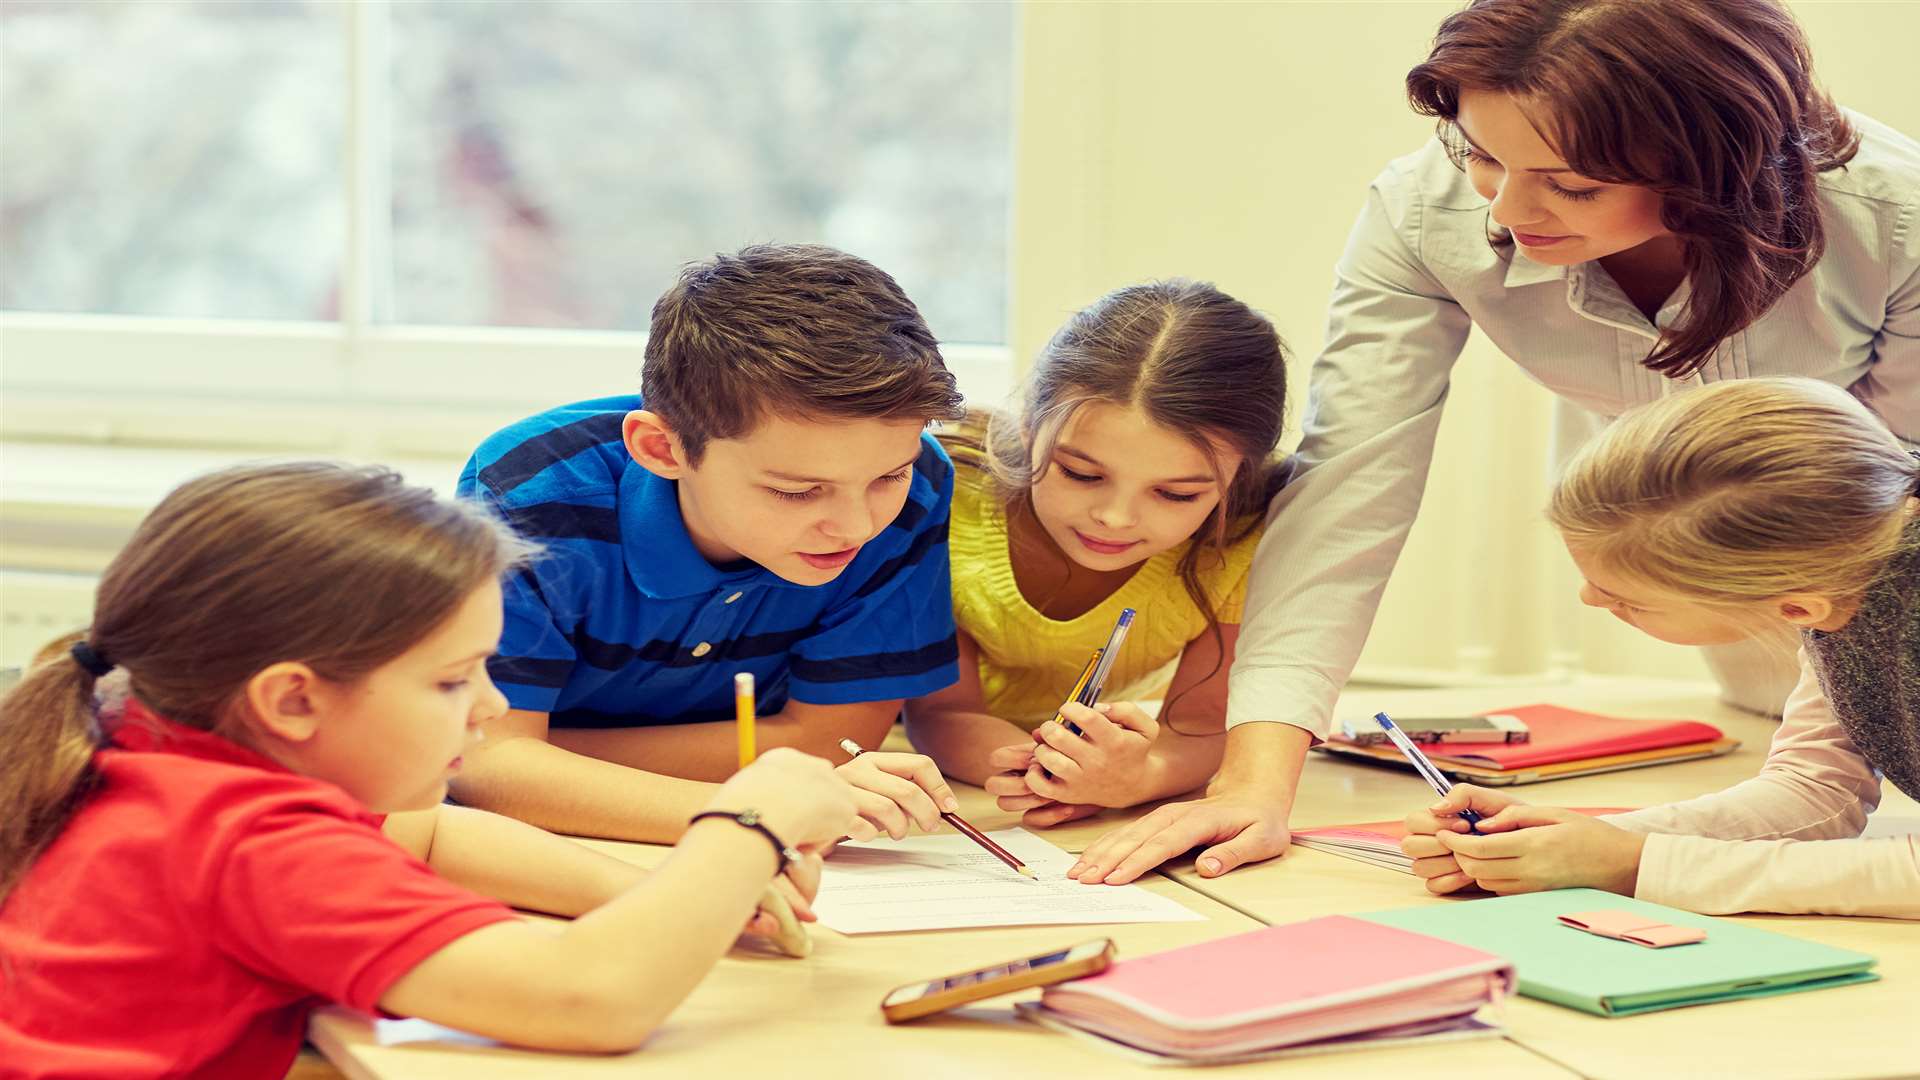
[0,1,1013,455]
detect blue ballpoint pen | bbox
[1374,712,1484,834]
[1060,607,1135,736]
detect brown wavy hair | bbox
[0,463,533,908]
[1406,0,1859,378]
[944,280,1291,726]
[643,243,965,463]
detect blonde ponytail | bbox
[1550,378,1920,607]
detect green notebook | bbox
[1357,889,1877,1017]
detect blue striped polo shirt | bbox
[456,395,960,727]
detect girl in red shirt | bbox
[0,462,862,1078]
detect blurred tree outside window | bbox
[2,0,1014,345]
[0,0,346,321]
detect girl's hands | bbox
[983,739,1101,829]
[1019,701,1161,809]
[1401,786,1646,896]
[980,699,1162,826]
[743,851,822,939]
[1399,784,1526,894]
[834,751,960,841]
[1435,806,1648,896]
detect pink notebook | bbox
[1415,705,1722,769]
[1034,916,1514,1059]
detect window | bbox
[389,1,1013,344]
[0,0,345,321]
[0,0,1015,427]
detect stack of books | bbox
[1319,704,1735,785]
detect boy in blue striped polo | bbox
[452,244,969,844]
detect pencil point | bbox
[1017,865,1037,879]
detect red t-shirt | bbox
[0,702,518,1080]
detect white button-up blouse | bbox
[1231,110,1920,736]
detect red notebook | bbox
[1396,705,1721,769]
[1031,917,1514,1060]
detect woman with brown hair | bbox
[1069,0,1920,887]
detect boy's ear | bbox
[1775,594,1835,629]
[243,662,326,744]
[624,410,691,478]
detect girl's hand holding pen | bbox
[1017,701,1159,809]
[1400,784,1523,894]
[983,737,1105,828]
[1404,785,1647,896]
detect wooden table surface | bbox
[309,679,1915,1079]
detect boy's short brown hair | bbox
[642,243,965,463]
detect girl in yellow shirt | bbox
[906,280,1292,827]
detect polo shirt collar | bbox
[111,699,287,774]
[618,463,779,598]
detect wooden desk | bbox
[1164,681,1920,1080]
[309,841,1573,1078]
[913,677,1848,853]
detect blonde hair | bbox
[0,463,534,907]
[1549,378,1920,608]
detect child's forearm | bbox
[559,820,778,1011]
[381,820,784,1052]
[904,707,1033,786]
[448,734,716,843]
[424,804,646,916]
[1135,730,1230,804]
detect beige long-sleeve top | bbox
[1603,654,1920,919]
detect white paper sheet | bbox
[811,828,1204,934]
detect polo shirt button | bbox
[692,641,712,658]
[724,592,743,604]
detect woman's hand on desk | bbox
[1067,791,1293,885]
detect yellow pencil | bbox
[735,671,757,767]
[1053,649,1102,727]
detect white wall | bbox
[1011,0,1920,686]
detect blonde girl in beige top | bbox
[1403,378,1920,918]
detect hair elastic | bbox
[70,640,115,678]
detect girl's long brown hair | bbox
[949,279,1290,726]
[1406,0,1859,378]
[0,463,532,907]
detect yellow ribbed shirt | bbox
[946,446,1265,730]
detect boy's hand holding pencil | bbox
[834,750,962,841]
